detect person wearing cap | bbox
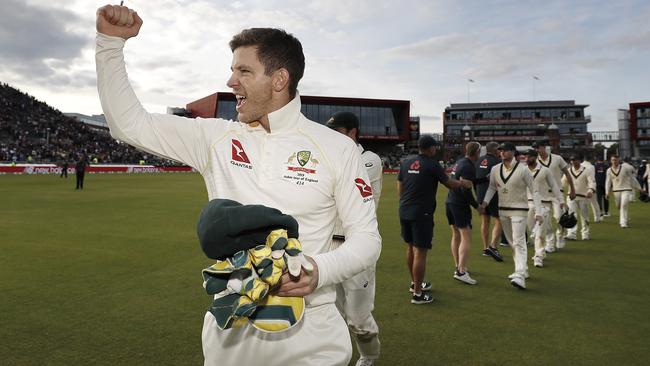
[398,135,472,303]
[562,153,596,241]
[480,142,543,290]
[475,141,504,262]
[524,149,564,268]
[606,155,643,228]
[533,140,576,252]
[446,141,481,285]
[326,111,382,366]
[581,154,602,222]
[96,6,381,365]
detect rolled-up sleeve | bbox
[95,33,227,172]
[312,141,382,288]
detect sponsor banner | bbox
[0,164,194,175]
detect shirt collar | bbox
[357,144,364,154]
[266,92,302,134]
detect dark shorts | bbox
[446,203,472,229]
[400,215,434,249]
[483,198,499,218]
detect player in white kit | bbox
[562,154,596,241]
[326,112,383,366]
[480,143,543,290]
[95,5,381,365]
[606,155,643,228]
[523,150,563,268]
[533,140,576,252]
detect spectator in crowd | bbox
[0,83,180,166]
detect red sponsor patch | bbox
[410,160,420,170]
[231,139,251,163]
[355,178,373,198]
[480,159,488,167]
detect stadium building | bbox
[185,92,413,159]
[617,102,650,159]
[443,100,592,159]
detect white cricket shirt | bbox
[96,33,381,307]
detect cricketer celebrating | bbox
[95,5,381,366]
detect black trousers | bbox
[596,186,609,214]
[60,168,67,178]
[76,171,85,189]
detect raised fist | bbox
[96,5,143,40]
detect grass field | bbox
[1,173,649,365]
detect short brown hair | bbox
[466,141,481,157]
[230,28,305,99]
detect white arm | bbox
[96,33,228,172]
[525,168,543,216]
[312,141,381,288]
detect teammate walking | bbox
[581,155,601,222]
[533,140,575,252]
[606,155,643,228]
[524,149,563,268]
[398,135,471,303]
[96,5,381,365]
[475,142,504,262]
[327,111,382,366]
[447,142,481,285]
[563,154,596,241]
[480,143,543,290]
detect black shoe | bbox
[486,246,504,262]
[411,291,435,304]
[482,249,491,257]
[409,281,432,293]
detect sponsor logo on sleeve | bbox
[355,178,373,201]
[408,159,420,174]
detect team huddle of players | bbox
[398,137,644,303]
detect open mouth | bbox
[235,95,247,110]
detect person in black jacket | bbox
[75,154,89,190]
[475,141,504,261]
[447,141,482,285]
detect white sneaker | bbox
[355,357,375,366]
[603,213,611,217]
[564,235,577,241]
[510,276,526,290]
[533,258,543,268]
[545,245,556,253]
[508,271,529,279]
[557,237,566,249]
[454,271,477,285]
[582,235,590,241]
[621,224,629,228]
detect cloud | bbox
[0,0,92,87]
[383,33,475,59]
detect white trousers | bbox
[567,198,590,239]
[527,203,552,260]
[202,303,352,366]
[549,199,563,249]
[335,267,380,360]
[589,194,601,221]
[500,214,528,276]
[613,191,632,226]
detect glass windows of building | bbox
[216,100,238,121]
[297,103,400,137]
[637,118,650,129]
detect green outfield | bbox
[1,173,648,365]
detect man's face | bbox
[611,156,619,166]
[572,159,581,169]
[526,155,537,166]
[536,145,547,156]
[500,149,514,161]
[227,46,274,124]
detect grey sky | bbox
[1,0,648,133]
